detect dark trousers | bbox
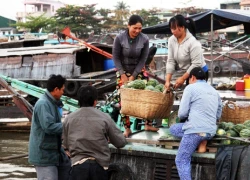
[70,160,108,180]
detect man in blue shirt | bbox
[170,67,222,180]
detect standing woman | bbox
[113,15,157,137]
[165,14,209,90]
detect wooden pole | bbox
[217,135,250,144]
[0,153,28,161]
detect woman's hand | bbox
[174,77,185,88]
[128,76,135,82]
[121,74,129,84]
[164,81,171,91]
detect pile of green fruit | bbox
[216,120,250,145]
[124,79,165,92]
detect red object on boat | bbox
[236,80,245,91]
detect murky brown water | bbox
[0,132,36,179]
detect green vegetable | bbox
[216,129,226,135]
[219,122,234,131]
[218,122,228,130]
[147,79,159,87]
[231,140,241,145]
[222,139,231,145]
[145,85,155,91]
[233,124,247,133]
[227,122,235,130]
[155,84,164,92]
[153,88,161,92]
[129,80,146,89]
[226,130,239,137]
[240,129,250,138]
[127,81,135,88]
[243,120,250,128]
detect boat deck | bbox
[218,90,250,101]
[110,127,216,180]
[111,127,216,159]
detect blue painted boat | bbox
[44,38,78,45]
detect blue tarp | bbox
[142,9,250,34]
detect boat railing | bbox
[3,33,47,37]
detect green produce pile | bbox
[216,120,250,145]
[124,79,165,92]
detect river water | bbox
[0,132,36,179]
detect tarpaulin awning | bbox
[142,9,250,34]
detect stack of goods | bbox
[216,82,236,90]
[216,121,250,145]
[120,79,174,120]
[124,79,164,92]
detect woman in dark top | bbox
[112,15,158,137]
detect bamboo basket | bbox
[221,101,250,124]
[120,88,174,120]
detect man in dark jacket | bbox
[63,85,127,180]
[28,74,71,180]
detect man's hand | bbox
[121,74,129,84]
[62,145,71,158]
[65,150,71,158]
[128,76,135,82]
[174,77,185,88]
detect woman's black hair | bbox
[169,14,197,38]
[128,15,143,26]
[77,85,98,107]
[47,74,66,92]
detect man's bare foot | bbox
[144,124,159,132]
[123,128,132,138]
[197,140,207,153]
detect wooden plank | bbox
[0,122,31,131]
[164,145,176,149]
[0,153,28,161]
[160,140,218,153]
[206,147,217,153]
[126,138,160,145]
[162,142,181,146]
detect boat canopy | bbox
[142,9,250,34]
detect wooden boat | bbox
[0,43,116,97]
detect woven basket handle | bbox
[163,89,168,94]
[226,101,236,110]
[163,88,175,97]
[163,89,173,94]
